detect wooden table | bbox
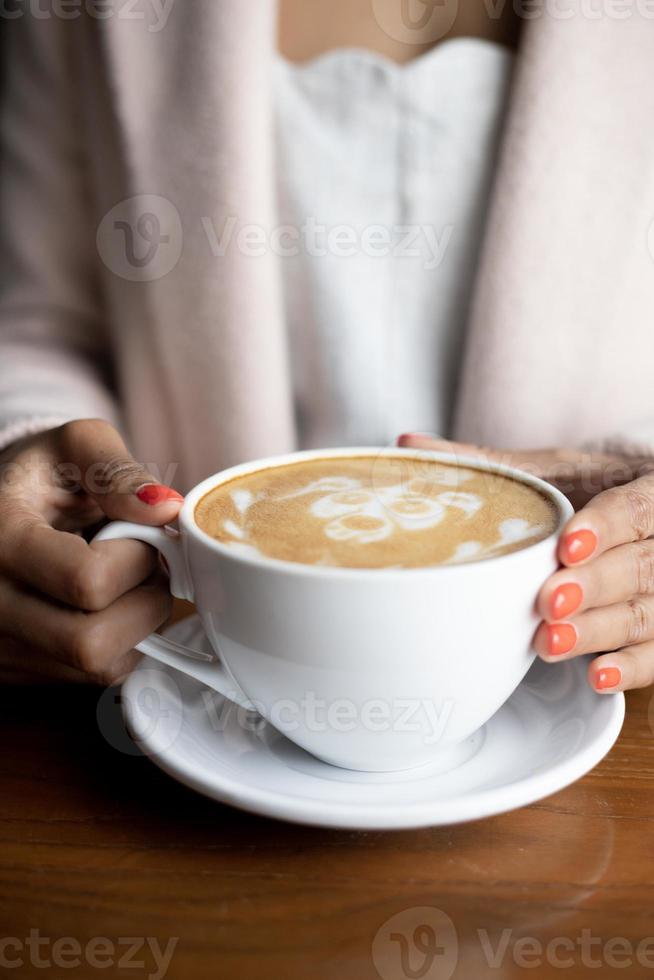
[2,611,654,980]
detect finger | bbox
[397,433,494,457]
[0,509,160,611]
[55,418,184,524]
[0,634,141,686]
[588,644,654,693]
[558,472,654,568]
[0,571,172,683]
[394,434,554,480]
[0,633,91,684]
[534,595,654,661]
[538,539,654,622]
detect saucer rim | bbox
[122,620,626,830]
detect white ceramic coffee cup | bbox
[95,448,573,772]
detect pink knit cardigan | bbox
[1,2,654,491]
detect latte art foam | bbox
[195,456,558,569]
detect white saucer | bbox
[121,616,625,830]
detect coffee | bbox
[194,455,558,569]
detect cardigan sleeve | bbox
[0,11,120,454]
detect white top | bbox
[274,39,514,449]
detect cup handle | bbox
[93,522,254,708]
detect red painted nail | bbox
[560,529,598,565]
[397,433,433,445]
[546,622,577,656]
[136,484,185,505]
[550,583,583,620]
[595,666,621,691]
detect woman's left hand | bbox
[397,433,654,695]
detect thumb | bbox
[57,418,184,524]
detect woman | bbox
[1,0,654,692]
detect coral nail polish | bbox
[546,623,577,656]
[560,529,598,565]
[595,666,621,691]
[136,484,185,505]
[396,432,436,445]
[550,583,583,620]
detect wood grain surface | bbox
[2,606,653,980]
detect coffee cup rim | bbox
[179,447,573,579]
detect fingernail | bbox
[550,582,583,620]
[595,666,621,691]
[397,432,438,445]
[546,622,577,656]
[560,529,598,565]
[136,484,185,505]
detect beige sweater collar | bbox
[100,2,654,483]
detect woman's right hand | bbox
[0,419,184,684]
